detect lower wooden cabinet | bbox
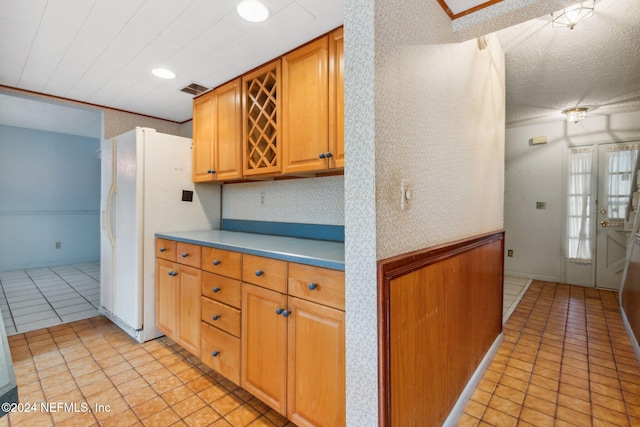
[241,283,345,426]
[201,321,241,385]
[157,239,345,427]
[155,258,201,358]
[241,283,288,413]
[287,296,345,427]
[156,258,177,337]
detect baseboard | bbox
[0,257,99,273]
[443,332,505,427]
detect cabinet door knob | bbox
[181,253,188,258]
[255,270,263,277]
[325,152,333,158]
[168,271,177,276]
[318,153,326,159]
[308,283,318,291]
[212,315,220,320]
[212,351,220,357]
[213,260,221,266]
[282,310,291,317]
[212,287,220,293]
[159,248,166,252]
[275,308,284,315]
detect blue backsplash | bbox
[221,219,344,242]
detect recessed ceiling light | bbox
[237,0,269,23]
[152,68,176,79]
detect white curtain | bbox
[607,145,639,222]
[566,148,593,263]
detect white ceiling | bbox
[0,0,343,125]
[0,0,638,135]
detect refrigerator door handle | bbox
[107,184,116,243]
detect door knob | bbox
[600,221,608,227]
[600,209,607,214]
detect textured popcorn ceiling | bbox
[495,0,640,127]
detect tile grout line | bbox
[0,275,18,333]
[18,269,64,331]
[48,266,98,309]
[597,288,634,427]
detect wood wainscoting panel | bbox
[378,231,504,426]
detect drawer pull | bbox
[282,310,291,317]
[213,260,221,265]
[275,308,284,315]
[181,253,188,258]
[255,270,264,277]
[212,351,220,357]
[212,315,220,321]
[308,283,318,291]
[159,248,167,252]
[212,287,221,293]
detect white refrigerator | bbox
[100,127,219,342]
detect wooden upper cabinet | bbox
[192,92,215,182]
[329,28,344,169]
[192,80,242,182]
[282,37,329,174]
[194,27,343,181]
[214,78,243,181]
[242,60,281,176]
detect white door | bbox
[596,142,639,289]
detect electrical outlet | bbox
[507,249,513,257]
[55,242,61,249]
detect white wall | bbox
[375,36,505,259]
[504,110,640,283]
[222,176,344,225]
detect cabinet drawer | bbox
[201,322,241,385]
[156,239,176,261]
[202,297,241,337]
[202,272,242,309]
[288,263,345,311]
[176,242,201,268]
[242,254,287,293]
[202,247,242,279]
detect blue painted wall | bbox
[0,125,100,271]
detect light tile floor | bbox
[504,276,532,323]
[0,262,100,336]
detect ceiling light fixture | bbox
[551,0,595,30]
[237,0,269,23]
[152,68,176,79]
[563,107,589,123]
